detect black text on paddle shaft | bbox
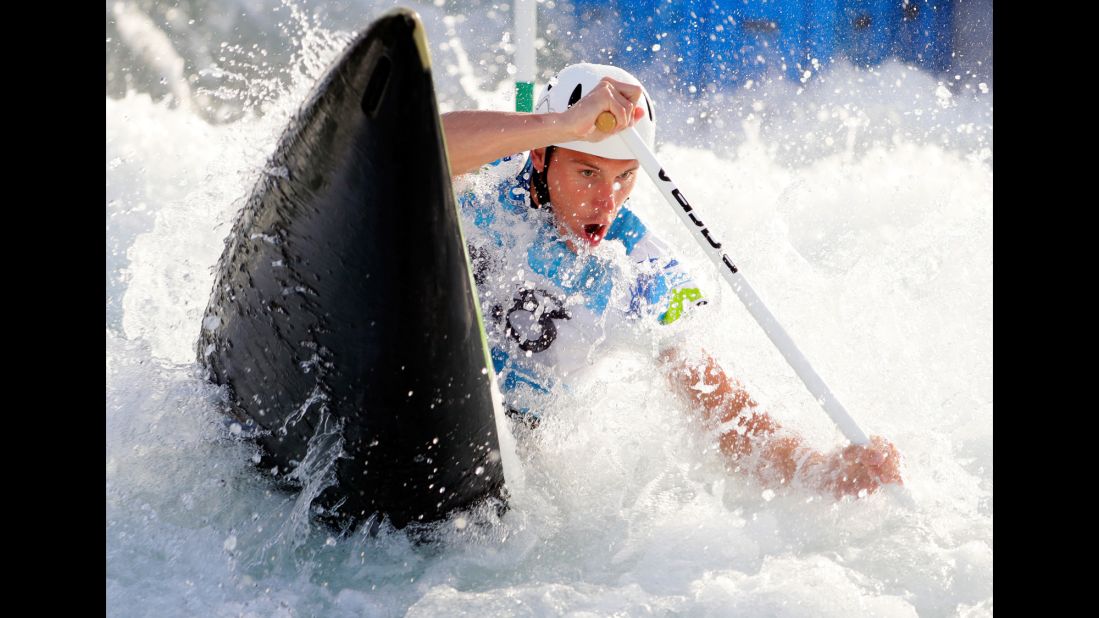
[657,168,738,274]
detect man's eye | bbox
[619,171,635,180]
[580,169,595,177]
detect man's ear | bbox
[531,147,547,173]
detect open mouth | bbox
[582,223,608,245]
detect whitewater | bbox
[106,1,992,615]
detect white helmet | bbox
[534,63,656,160]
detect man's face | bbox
[532,147,640,252]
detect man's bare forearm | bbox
[441,111,576,176]
[660,347,814,484]
[660,347,902,497]
[442,79,649,175]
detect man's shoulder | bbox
[605,207,647,254]
[487,153,528,172]
[478,153,529,180]
[608,207,679,263]
[454,152,530,197]
[456,153,535,239]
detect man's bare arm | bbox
[441,111,573,176]
[441,77,647,176]
[659,347,902,498]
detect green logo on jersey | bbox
[661,287,704,324]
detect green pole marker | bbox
[515,81,534,113]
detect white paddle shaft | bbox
[619,127,870,445]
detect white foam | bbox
[107,2,992,614]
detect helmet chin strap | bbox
[530,145,556,209]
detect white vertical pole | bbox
[514,0,536,112]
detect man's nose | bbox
[592,180,617,211]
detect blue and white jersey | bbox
[456,154,706,423]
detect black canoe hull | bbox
[197,8,505,529]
